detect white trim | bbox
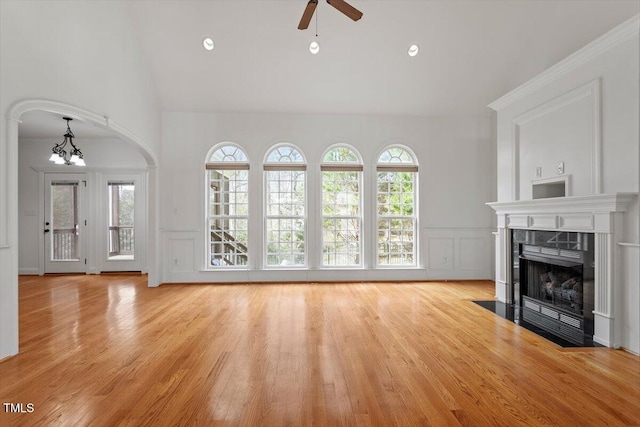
[2,99,159,359]
[488,14,640,111]
[32,166,148,174]
[320,166,363,268]
[321,143,363,164]
[100,172,147,273]
[263,142,307,164]
[205,142,249,163]
[487,193,637,215]
[510,79,601,198]
[618,242,640,248]
[8,100,158,166]
[488,192,638,348]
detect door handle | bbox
[44,229,50,233]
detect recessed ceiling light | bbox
[309,41,320,54]
[408,44,419,57]
[202,37,215,51]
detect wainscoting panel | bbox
[620,243,640,354]
[424,228,493,280]
[427,238,454,271]
[162,230,199,282]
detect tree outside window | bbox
[376,146,418,266]
[321,145,362,267]
[264,144,307,267]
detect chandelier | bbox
[49,117,85,166]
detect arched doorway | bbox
[0,99,159,358]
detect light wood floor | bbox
[1,275,639,426]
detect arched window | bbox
[321,145,362,267]
[206,144,249,268]
[264,144,307,267]
[376,146,418,266]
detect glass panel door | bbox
[102,174,144,273]
[44,174,86,273]
[108,182,135,260]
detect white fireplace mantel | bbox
[487,193,638,348]
[487,193,637,231]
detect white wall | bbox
[490,16,639,352]
[160,112,495,283]
[18,138,147,275]
[0,1,160,359]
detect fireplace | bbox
[512,230,594,345]
[488,193,637,348]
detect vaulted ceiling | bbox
[16,1,640,139]
[129,0,639,117]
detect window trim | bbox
[375,145,418,268]
[263,144,308,269]
[205,143,251,270]
[320,145,363,268]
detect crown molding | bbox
[488,14,639,111]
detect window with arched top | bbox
[321,145,363,267]
[205,144,249,268]
[376,146,418,266]
[264,144,307,267]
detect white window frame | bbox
[205,143,250,269]
[263,144,307,268]
[320,145,363,268]
[376,145,418,267]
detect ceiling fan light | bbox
[75,158,86,167]
[70,154,80,163]
[202,37,215,51]
[408,44,419,57]
[54,156,66,165]
[49,153,60,162]
[309,41,320,54]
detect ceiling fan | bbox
[298,0,363,30]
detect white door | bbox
[44,173,87,273]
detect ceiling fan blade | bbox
[326,0,363,22]
[298,0,318,30]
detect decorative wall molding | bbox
[160,228,490,283]
[424,228,493,280]
[510,78,601,199]
[488,14,639,111]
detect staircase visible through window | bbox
[207,144,250,268]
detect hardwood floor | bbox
[1,275,638,426]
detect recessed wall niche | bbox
[532,176,569,199]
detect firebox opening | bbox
[512,230,594,345]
